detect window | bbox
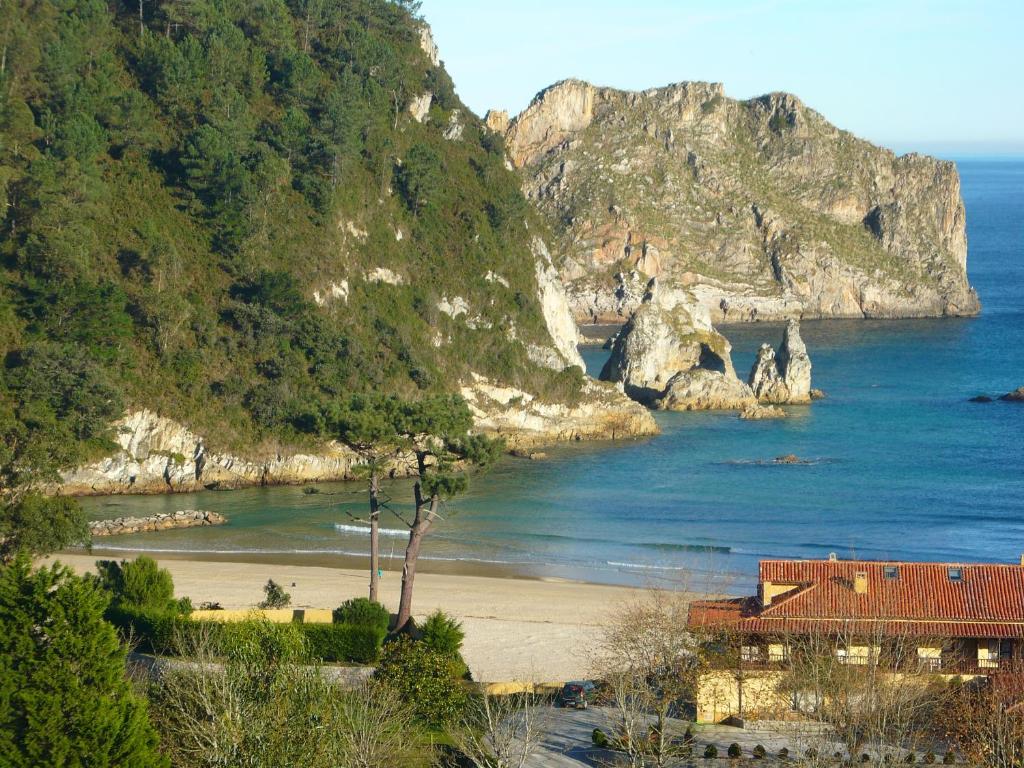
[741,645,763,663]
[948,567,964,583]
[883,566,899,580]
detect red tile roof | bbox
[688,559,1024,639]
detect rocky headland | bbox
[493,79,980,324]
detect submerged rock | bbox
[969,394,994,403]
[748,320,813,404]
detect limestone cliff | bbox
[496,80,979,323]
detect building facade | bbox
[687,556,1024,722]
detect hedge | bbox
[301,623,386,664]
[107,607,385,663]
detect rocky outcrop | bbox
[90,510,226,537]
[747,320,813,404]
[1001,387,1024,402]
[740,404,787,420]
[58,410,372,496]
[497,80,979,324]
[461,373,658,449]
[657,369,755,412]
[599,280,753,409]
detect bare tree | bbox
[776,623,949,765]
[334,679,428,768]
[940,674,1024,768]
[592,588,703,768]
[452,689,547,768]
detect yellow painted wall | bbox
[190,608,334,624]
[696,670,791,723]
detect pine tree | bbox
[0,556,167,767]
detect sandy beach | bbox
[49,553,651,682]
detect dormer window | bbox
[883,566,899,580]
[948,567,964,583]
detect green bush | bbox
[419,610,464,657]
[778,747,790,759]
[705,744,718,759]
[728,743,742,759]
[905,753,916,764]
[106,604,191,654]
[753,745,767,759]
[95,556,188,613]
[942,753,956,765]
[258,579,291,609]
[374,635,468,728]
[0,556,168,766]
[333,597,390,632]
[924,753,936,765]
[862,755,871,763]
[300,623,385,664]
[592,728,609,748]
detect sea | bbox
[80,159,1024,593]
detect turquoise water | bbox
[81,160,1024,591]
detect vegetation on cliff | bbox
[0,0,584,489]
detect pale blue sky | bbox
[421,0,1024,155]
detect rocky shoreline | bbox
[89,510,226,537]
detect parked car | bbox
[557,680,597,709]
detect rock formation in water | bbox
[90,510,226,536]
[493,79,980,324]
[1001,387,1024,402]
[748,320,813,404]
[599,280,755,410]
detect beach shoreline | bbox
[48,552,674,682]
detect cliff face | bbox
[498,80,979,323]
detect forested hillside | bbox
[0,0,587,481]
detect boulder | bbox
[600,279,752,408]
[748,320,813,404]
[657,369,756,411]
[1000,387,1024,402]
[739,404,787,420]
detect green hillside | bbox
[0,0,581,479]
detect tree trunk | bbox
[368,471,380,602]
[395,464,436,631]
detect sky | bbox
[420,0,1024,156]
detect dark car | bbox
[557,680,596,709]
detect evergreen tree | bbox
[0,556,167,767]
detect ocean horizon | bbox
[78,158,1024,593]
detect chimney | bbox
[829,552,838,562]
[854,571,868,595]
[1020,554,1024,567]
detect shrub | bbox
[95,555,187,613]
[835,752,845,761]
[779,747,790,759]
[419,609,464,656]
[705,744,718,759]
[300,623,385,664]
[728,743,742,759]
[0,556,168,766]
[753,744,767,759]
[863,755,871,763]
[258,579,291,609]
[806,748,819,759]
[106,604,192,654]
[684,726,696,745]
[373,635,468,728]
[924,753,936,765]
[592,728,609,748]
[905,753,916,764]
[942,753,956,765]
[333,597,390,631]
